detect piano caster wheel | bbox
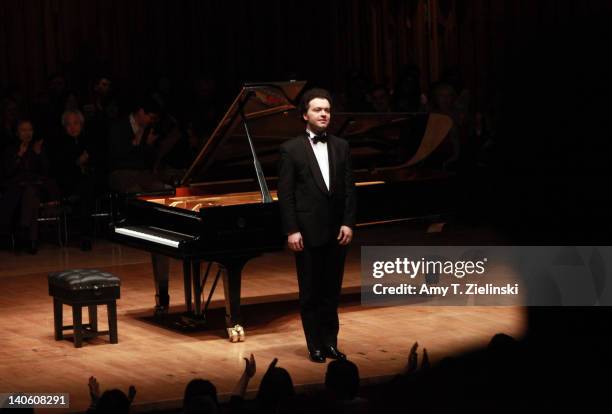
[227,324,245,342]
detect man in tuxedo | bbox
[278,88,356,363]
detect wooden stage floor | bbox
[0,224,525,413]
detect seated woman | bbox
[0,119,59,254]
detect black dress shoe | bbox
[309,349,326,363]
[323,345,346,360]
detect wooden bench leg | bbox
[73,305,83,348]
[53,298,63,340]
[108,301,118,344]
[88,305,98,332]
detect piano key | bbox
[114,226,193,248]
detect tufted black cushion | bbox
[48,269,121,291]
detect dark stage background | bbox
[0,0,610,102]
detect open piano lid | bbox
[181,81,307,186]
[179,80,451,193]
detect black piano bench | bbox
[48,269,121,348]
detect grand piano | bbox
[110,81,455,341]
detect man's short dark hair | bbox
[299,88,333,117]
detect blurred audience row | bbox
[1,67,496,254]
[84,333,528,414]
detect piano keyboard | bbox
[114,226,194,248]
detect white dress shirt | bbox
[306,129,330,190]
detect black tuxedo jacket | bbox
[278,133,356,247]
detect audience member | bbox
[368,84,392,113]
[107,97,168,193]
[54,109,97,250]
[231,356,295,414]
[147,106,183,184]
[430,82,462,169]
[184,395,218,414]
[87,376,136,414]
[183,378,219,411]
[0,119,59,254]
[83,75,119,123]
[255,359,295,413]
[324,359,367,414]
[160,120,206,173]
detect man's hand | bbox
[33,139,44,155]
[287,232,303,252]
[337,225,353,245]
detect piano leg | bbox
[221,257,249,342]
[151,253,170,315]
[192,260,203,318]
[183,260,192,314]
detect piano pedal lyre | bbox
[227,324,245,342]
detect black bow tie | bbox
[311,132,328,144]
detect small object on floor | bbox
[227,324,245,342]
[236,324,245,342]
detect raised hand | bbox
[234,353,257,398]
[243,353,256,378]
[88,376,100,403]
[266,357,278,373]
[405,342,419,374]
[421,348,430,370]
[128,385,136,403]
